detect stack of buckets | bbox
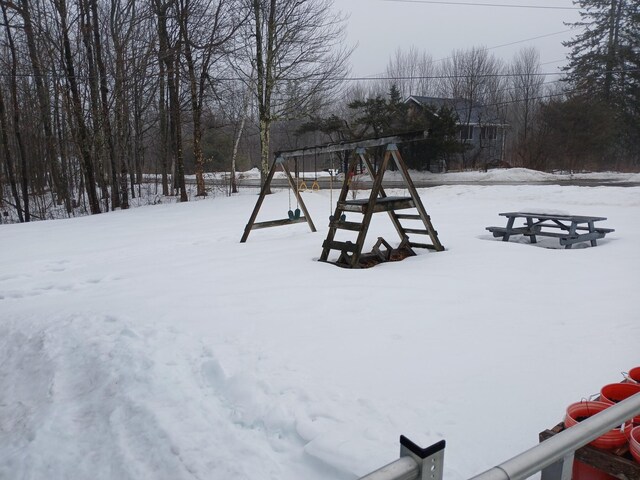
[563,366,640,479]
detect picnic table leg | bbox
[588,221,597,246]
[503,216,515,242]
[526,217,537,244]
[565,222,578,249]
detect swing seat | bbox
[288,209,301,220]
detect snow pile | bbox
[1,183,639,479]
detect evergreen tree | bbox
[563,0,640,165]
[563,0,638,103]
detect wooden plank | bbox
[322,240,358,253]
[500,212,607,222]
[329,220,363,231]
[275,130,428,159]
[339,197,415,213]
[559,231,606,245]
[409,242,439,250]
[518,223,615,233]
[539,425,640,480]
[403,228,432,235]
[535,231,575,239]
[486,226,533,235]
[396,214,423,220]
[343,196,413,206]
[251,217,307,230]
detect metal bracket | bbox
[387,143,399,152]
[400,436,446,480]
[540,452,574,480]
[356,147,366,154]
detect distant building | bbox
[405,95,508,171]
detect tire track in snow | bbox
[0,314,364,479]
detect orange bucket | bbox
[599,383,640,425]
[565,401,629,450]
[627,366,640,384]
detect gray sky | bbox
[332,0,582,77]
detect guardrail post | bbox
[400,436,446,480]
[358,436,446,480]
[540,452,574,480]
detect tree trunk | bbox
[154,1,179,198]
[0,84,24,222]
[170,55,188,202]
[56,0,101,214]
[180,16,207,197]
[94,0,124,208]
[2,2,30,221]
[17,0,69,210]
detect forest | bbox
[0,0,638,222]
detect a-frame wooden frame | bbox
[240,156,316,243]
[320,144,444,268]
[240,130,444,267]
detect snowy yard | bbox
[1,174,639,479]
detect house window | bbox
[481,126,498,140]
[459,125,474,140]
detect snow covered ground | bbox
[1,172,639,480]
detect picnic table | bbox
[486,212,614,249]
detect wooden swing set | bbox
[240,130,445,268]
[239,155,317,242]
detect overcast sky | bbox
[331,0,582,78]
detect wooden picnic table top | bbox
[498,212,607,223]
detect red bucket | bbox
[565,401,629,450]
[572,460,617,480]
[630,426,640,463]
[600,383,640,425]
[627,366,640,384]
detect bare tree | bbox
[0,83,23,222]
[385,46,436,98]
[508,47,545,166]
[153,0,188,202]
[239,0,351,187]
[177,0,245,197]
[9,0,71,211]
[437,46,505,168]
[53,0,102,214]
[1,1,30,220]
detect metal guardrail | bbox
[358,392,640,480]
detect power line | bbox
[2,67,638,82]
[381,0,580,10]
[540,59,566,66]
[426,29,575,65]
[358,28,575,79]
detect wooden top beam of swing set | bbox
[275,130,429,161]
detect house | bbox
[405,95,508,171]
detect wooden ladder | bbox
[320,145,443,268]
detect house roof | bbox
[406,95,506,126]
